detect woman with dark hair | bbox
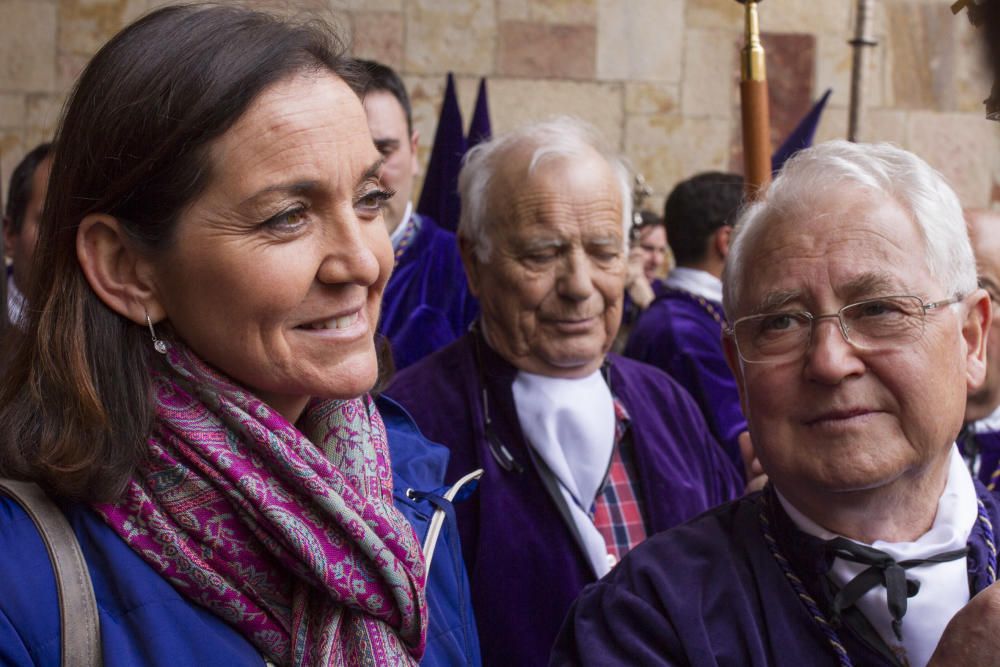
[0,4,479,666]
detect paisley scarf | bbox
[95,343,427,666]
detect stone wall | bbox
[2,0,998,211]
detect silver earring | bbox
[145,312,168,354]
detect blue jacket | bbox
[0,396,480,666]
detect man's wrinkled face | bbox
[725,188,987,504]
[463,148,626,378]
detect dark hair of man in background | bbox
[664,171,743,266]
[356,59,413,134]
[0,6,363,502]
[4,143,52,235]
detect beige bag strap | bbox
[0,479,103,667]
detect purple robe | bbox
[554,483,1000,666]
[378,214,479,370]
[624,288,747,471]
[959,427,1000,487]
[385,329,742,666]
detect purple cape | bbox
[624,288,747,471]
[386,329,742,666]
[378,214,479,370]
[554,482,1000,666]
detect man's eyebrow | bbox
[519,238,566,252]
[586,236,621,246]
[752,290,800,315]
[373,138,400,151]
[841,272,903,297]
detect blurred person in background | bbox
[625,172,748,472]
[359,59,478,370]
[2,142,52,328]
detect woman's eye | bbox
[356,188,395,214]
[262,206,307,231]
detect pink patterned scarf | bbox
[95,344,427,666]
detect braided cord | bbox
[977,498,998,584]
[758,492,853,667]
[988,466,1000,492]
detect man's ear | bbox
[410,129,420,178]
[715,225,733,260]
[76,214,164,325]
[458,234,482,298]
[964,288,991,392]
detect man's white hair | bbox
[457,116,633,260]
[723,140,977,317]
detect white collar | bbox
[971,403,1000,434]
[777,447,977,667]
[512,369,616,577]
[664,267,723,303]
[389,201,414,250]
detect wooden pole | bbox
[738,1,771,199]
[847,0,877,142]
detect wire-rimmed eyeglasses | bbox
[724,294,965,364]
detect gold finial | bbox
[741,1,767,81]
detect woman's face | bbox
[150,72,393,421]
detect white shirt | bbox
[512,369,616,577]
[390,201,414,251]
[778,447,977,667]
[664,267,723,304]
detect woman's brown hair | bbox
[0,3,363,502]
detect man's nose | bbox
[803,315,866,383]
[557,250,595,301]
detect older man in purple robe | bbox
[386,117,742,667]
[554,141,1000,667]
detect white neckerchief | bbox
[778,446,976,667]
[971,403,1000,434]
[664,267,723,304]
[7,273,25,329]
[512,369,616,578]
[389,201,414,250]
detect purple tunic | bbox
[386,329,742,666]
[553,483,1000,666]
[378,214,479,370]
[959,427,1000,487]
[624,288,747,471]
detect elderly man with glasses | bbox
[554,140,1000,667]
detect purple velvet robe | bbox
[378,214,479,370]
[385,330,742,667]
[624,288,747,471]
[960,427,1000,487]
[554,482,1000,666]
